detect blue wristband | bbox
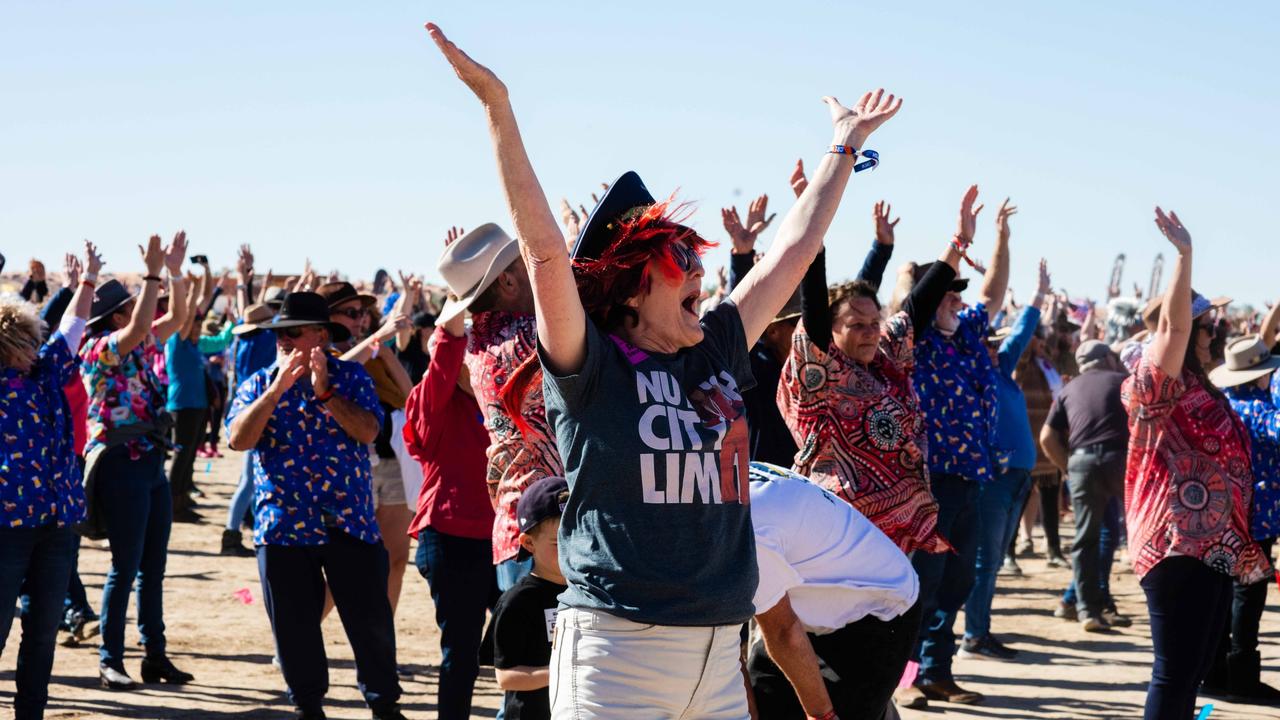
[829,145,879,172]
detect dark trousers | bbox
[749,601,923,720]
[258,532,401,715]
[1140,556,1233,720]
[96,446,171,665]
[911,474,980,683]
[0,525,77,719]
[1064,496,1121,609]
[1065,447,1125,617]
[169,406,206,511]
[414,528,500,720]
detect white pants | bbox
[387,409,424,505]
[551,607,749,720]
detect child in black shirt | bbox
[490,476,568,720]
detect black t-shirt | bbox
[745,343,799,467]
[397,341,430,386]
[491,574,566,720]
[1046,368,1130,449]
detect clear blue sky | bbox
[4,2,1277,306]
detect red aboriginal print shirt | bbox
[466,312,564,564]
[778,312,949,554]
[1121,349,1271,584]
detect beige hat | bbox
[1209,335,1280,388]
[232,303,276,336]
[436,223,522,324]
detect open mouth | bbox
[681,291,699,318]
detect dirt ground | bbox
[3,450,1279,719]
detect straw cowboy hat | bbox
[232,303,276,336]
[436,223,521,324]
[1209,335,1280,389]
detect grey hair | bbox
[0,298,46,368]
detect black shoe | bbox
[1227,650,1280,706]
[173,508,204,524]
[100,662,137,690]
[959,634,1019,661]
[371,705,408,720]
[220,529,256,557]
[140,655,194,684]
[294,711,327,720]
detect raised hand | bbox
[822,89,903,150]
[445,226,466,246]
[140,234,165,275]
[164,231,188,275]
[721,207,754,254]
[560,199,582,241]
[956,185,983,246]
[745,194,775,236]
[873,201,899,245]
[29,259,46,282]
[995,198,1018,243]
[84,240,104,277]
[424,23,508,105]
[1154,207,1191,255]
[237,244,254,278]
[271,350,308,395]
[789,159,808,198]
[63,253,82,287]
[310,347,330,396]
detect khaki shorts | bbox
[371,455,407,508]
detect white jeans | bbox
[551,607,749,720]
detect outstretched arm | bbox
[1261,299,1280,350]
[150,232,190,342]
[731,90,902,346]
[978,198,1015,320]
[1149,208,1193,378]
[856,200,898,289]
[426,23,586,375]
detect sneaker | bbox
[1054,600,1078,622]
[1081,614,1111,633]
[892,684,929,709]
[173,507,204,524]
[959,634,1019,661]
[1046,553,1070,568]
[1102,609,1132,628]
[998,556,1023,577]
[917,678,985,705]
[1017,538,1036,557]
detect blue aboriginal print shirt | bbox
[2,333,87,528]
[225,354,385,546]
[913,303,1000,482]
[1225,376,1280,542]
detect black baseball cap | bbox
[515,476,569,560]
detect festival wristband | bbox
[83,272,98,284]
[951,235,982,271]
[828,145,879,172]
[807,711,838,720]
[143,274,163,283]
[315,386,335,403]
[81,279,97,289]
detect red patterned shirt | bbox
[778,312,949,554]
[466,311,564,564]
[1121,349,1271,583]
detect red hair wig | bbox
[499,196,714,434]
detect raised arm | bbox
[722,193,774,292]
[1148,208,1193,377]
[856,200,897,289]
[1261,299,1280,350]
[150,232,190,342]
[901,185,978,337]
[426,23,586,375]
[179,271,204,342]
[998,260,1050,375]
[115,235,167,356]
[731,90,902,346]
[978,198,1015,320]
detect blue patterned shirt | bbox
[913,303,1000,482]
[1226,377,1280,541]
[226,354,385,546]
[2,333,87,528]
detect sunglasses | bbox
[669,242,704,274]
[274,326,310,339]
[331,307,363,321]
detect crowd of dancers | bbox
[3,21,1280,720]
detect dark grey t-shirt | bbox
[541,300,758,626]
[1046,368,1130,450]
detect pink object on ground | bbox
[897,660,919,689]
[232,588,254,605]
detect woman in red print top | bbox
[1122,207,1271,720]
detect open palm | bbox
[425,23,508,104]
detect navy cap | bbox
[515,476,569,560]
[572,171,656,262]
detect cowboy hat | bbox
[260,292,351,343]
[1143,291,1230,327]
[89,279,138,325]
[315,281,376,310]
[1209,335,1280,388]
[436,223,522,324]
[262,286,287,308]
[232,303,276,336]
[912,262,969,293]
[573,171,657,262]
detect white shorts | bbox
[550,607,749,720]
[387,409,424,506]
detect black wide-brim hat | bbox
[572,171,657,261]
[89,279,138,325]
[912,262,969,293]
[261,291,351,343]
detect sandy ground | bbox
[3,450,1279,719]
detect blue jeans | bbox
[1,525,78,719]
[415,528,500,720]
[964,467,1032,639]
[96,446,172,665]
[226,451,255,531]
[258,533,401,715]
[1063,496,1121,608]
[911,474,980,684]
[496,555,533,592]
